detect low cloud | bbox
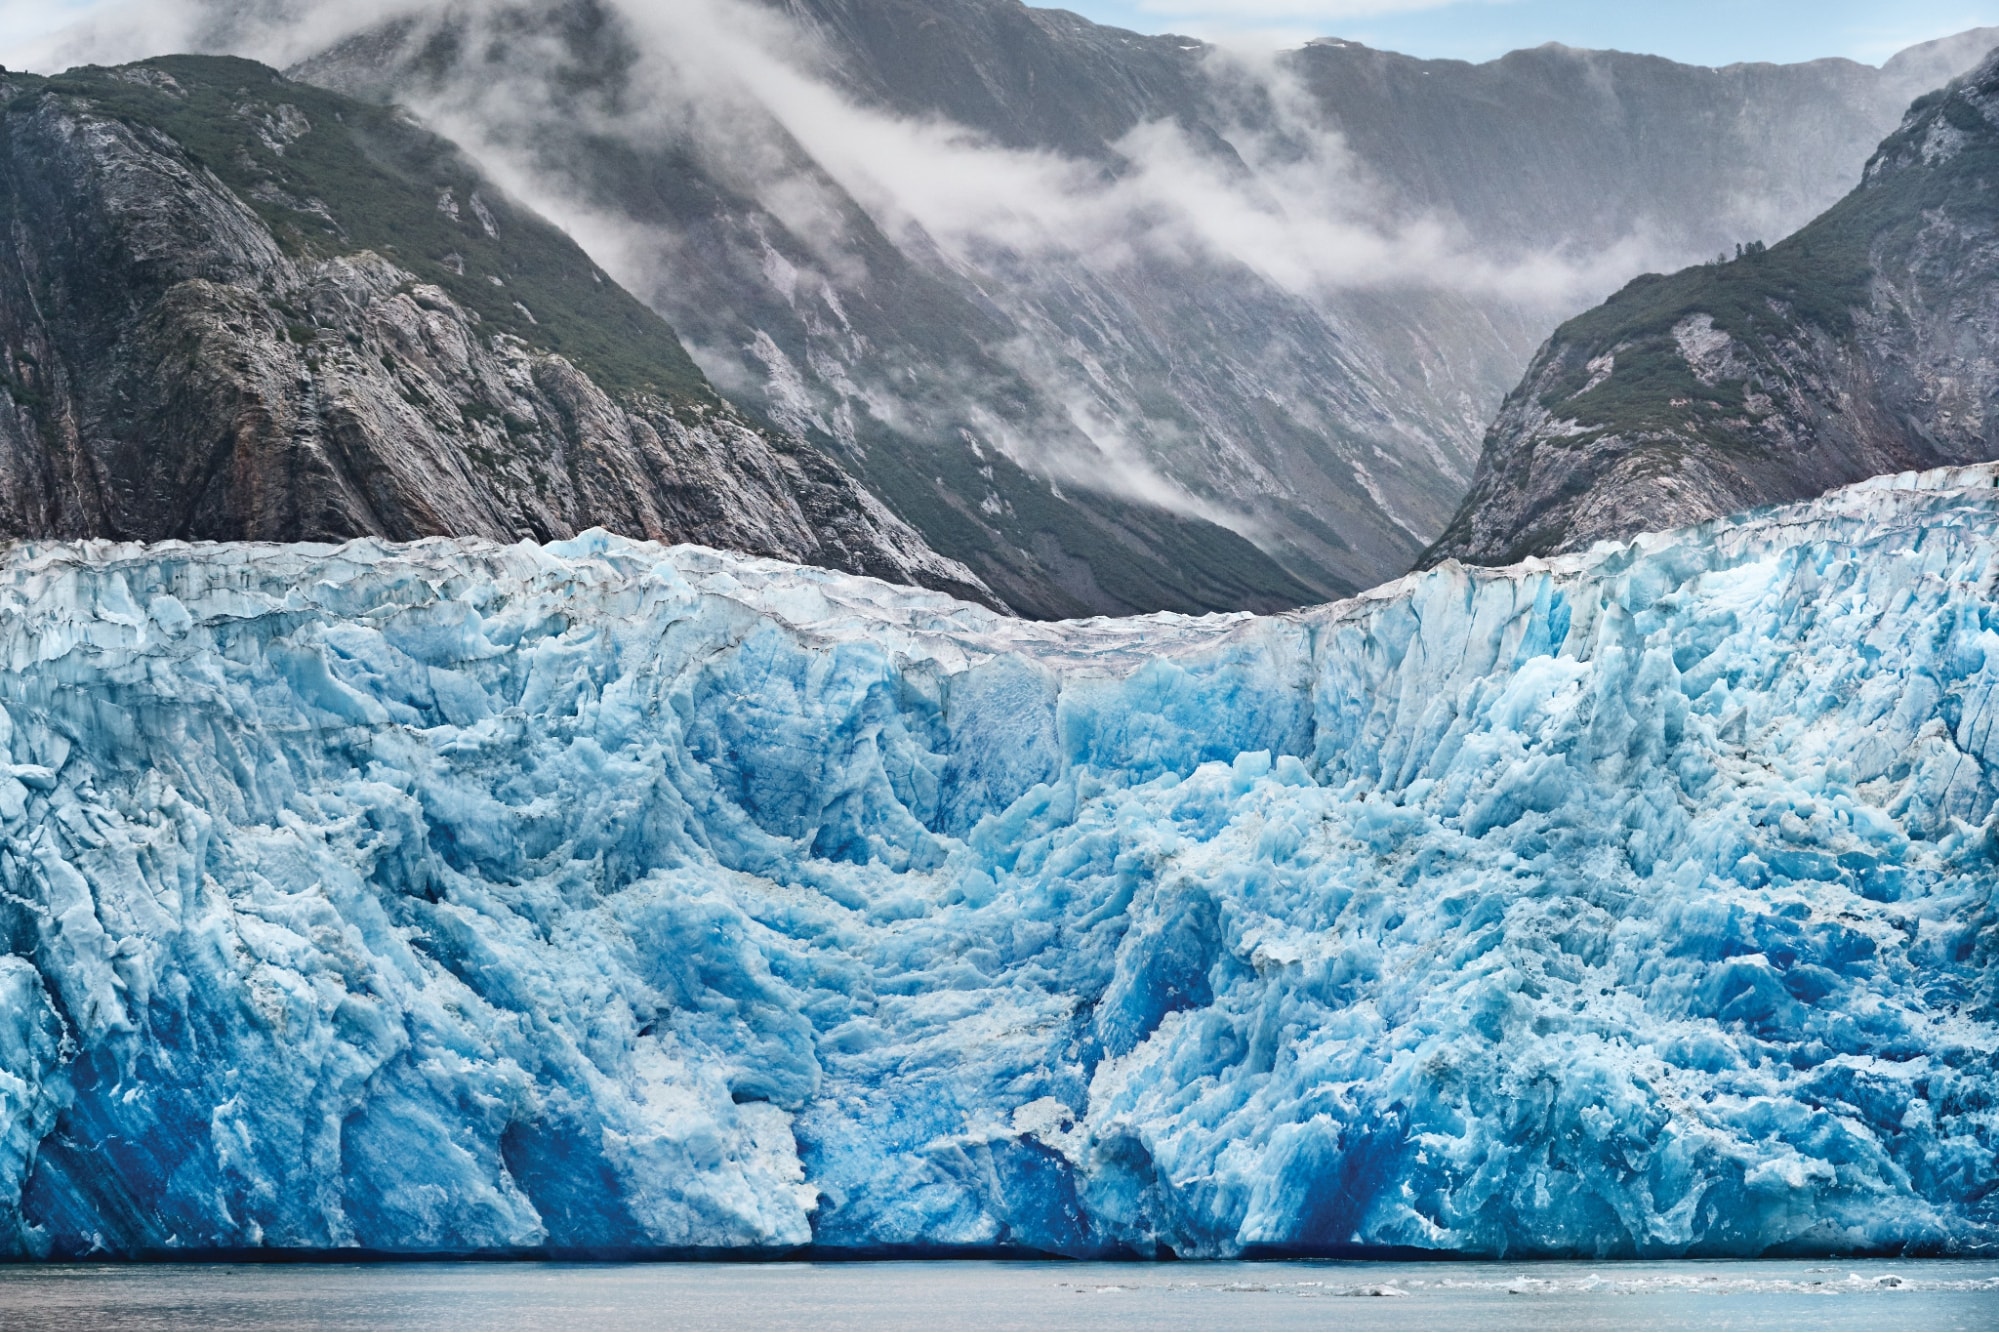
[576,0,1633,310]
[4,0,1651,536]
[8,0,1631,310]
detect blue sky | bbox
[1059,0,1999,66]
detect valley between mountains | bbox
[8,0,1999,615]
[0,0,1996,1265]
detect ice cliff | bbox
[0,463,1995,1259]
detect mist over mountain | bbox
[291,0,1999,608]
[15,0,1997,613]
[0,53,986,602]
[1425,46,1999,569]
[1298,30,1999,255]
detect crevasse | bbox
[0,464,1995,1259]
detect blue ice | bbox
[0,464,1995,1258]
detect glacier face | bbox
[0,465,1996,1259]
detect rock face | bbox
[1289,30,1999,258]
[1,462,1997,1257]
[292,2,1330,619]
[283,0,1999,607]
[0,56,990,603]
[1424,50,1999,568]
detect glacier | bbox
[0,463,1995,1260]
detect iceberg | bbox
[0,462,1995,1259]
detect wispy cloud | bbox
[0,0,1651,535]
[573,0,1627,308]
[0,0,417,71]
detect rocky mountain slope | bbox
[289,2,1328,619]
[1423,49,1999,568]
[281,0,1998,607]
[1289,28,1999,260]
[0,54,992,603]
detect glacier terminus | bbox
[0,463,1995,1260]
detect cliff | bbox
[1425,49,1999,567]
[0,55,989,603]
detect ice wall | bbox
[0,464,1995,1258]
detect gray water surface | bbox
[0,1259,1995,1331]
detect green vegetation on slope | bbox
[842,419,1322,618]
[8,53,1324,618]
[1422,58,1999,572]
[16,54,711,403]
[1536,76,1999,442]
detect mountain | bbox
[289,3,1329,620]
[1422,48,1999,568]
[11,6,1996,616]
[1288,30,1999,259]
[0,54,991,602]
[3,462,1996,1256]
[281,0,1998,611]
[807,5,1992,258]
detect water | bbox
[0,1260,1995,1331]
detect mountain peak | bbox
[1421,39,1999,569]
[1863,41,1999,188]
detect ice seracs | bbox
[1,463,1997,1257]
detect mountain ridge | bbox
[1421,45,1999,569]
[0,53,995,603]
[282,0,1999,609]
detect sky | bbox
[0,0,1995,70]
[1059,0,1999,66]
